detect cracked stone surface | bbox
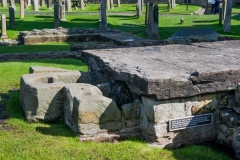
[81,40,240,100]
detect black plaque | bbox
[169,113,213,131]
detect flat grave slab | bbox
[82,40,240,100]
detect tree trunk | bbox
[223,0,232,32]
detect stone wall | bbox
[6,47,240,158]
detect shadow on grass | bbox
[36,124,76,137]
[108,15,138,20]
[192,20,218,23]
[34,15,54,19]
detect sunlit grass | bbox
[0,58,232,160]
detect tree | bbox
[223,0,233,32]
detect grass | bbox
[0,4,201,14]
[0,59,232,160]
[0,59,88,93]
[0,42,70,54]
[1,13,239,41]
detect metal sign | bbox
[169,113,213,131]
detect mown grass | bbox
[0,7,239,41]
[0,59,232,160]
[0,42,70,54]
[0,13,239,41]
[0,3,201,14]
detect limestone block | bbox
[20,69,81,122]
[140,96,217,147]
[63,83,122,137]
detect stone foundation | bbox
[19,40,240,158]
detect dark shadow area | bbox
[192,19,218,23]
[34,15,53,19]
[108,15,138,20]
[70,18,99,22]
[0,93,10,122]
[36,124,76,137]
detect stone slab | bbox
[168,28,220,42]
[81,40,240,100]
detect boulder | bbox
[63,83,122,141]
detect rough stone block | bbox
[140,96,217,147]
[63,83,122,139]
[234,84,240,113]
[121,99,142,128]
[20,74,65,122]
[20,68,81,122]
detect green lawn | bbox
[0,13,239,41]
[0,4,239,41]
[0,59,232,160]
[0,4,201,14]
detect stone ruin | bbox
[19,40,240,158]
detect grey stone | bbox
[66,0,71,11]
[9,0,16,10]
[80,0,85,10]
[146,3,160,40]
[107,0,110,10]
[1,0,7,7]
[81,41,240,100]
[54,2,60,28]
[218,108,240,128]
[168,28,220,43]
[110,0,114,9]
[20,69,81,122]
[59,0,66,21]
[100,0,107,30]
[117,0,120,7]
[122,100,142,128]
[1,14,8,39]
[153,4,159,25]
[9,7,15,27]
[140,96,217,146]
[145,2,149,25]
[232,128,240,159]
[63,83,122,137]
[47,0,52,9]
[32,0,39,11]
[20,0,24,19]
[234,84,240,113]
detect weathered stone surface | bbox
[20,70,81,122]
[140,95,217,146]
[63,83,122,137]
[81,41,240,100]
[233,128,240,159]
[234,84,240,113]
[218,108,240,128]
[30,66,78,74]
[168,28,220,43]
[18,28,162,46]
[122,99,142,128]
